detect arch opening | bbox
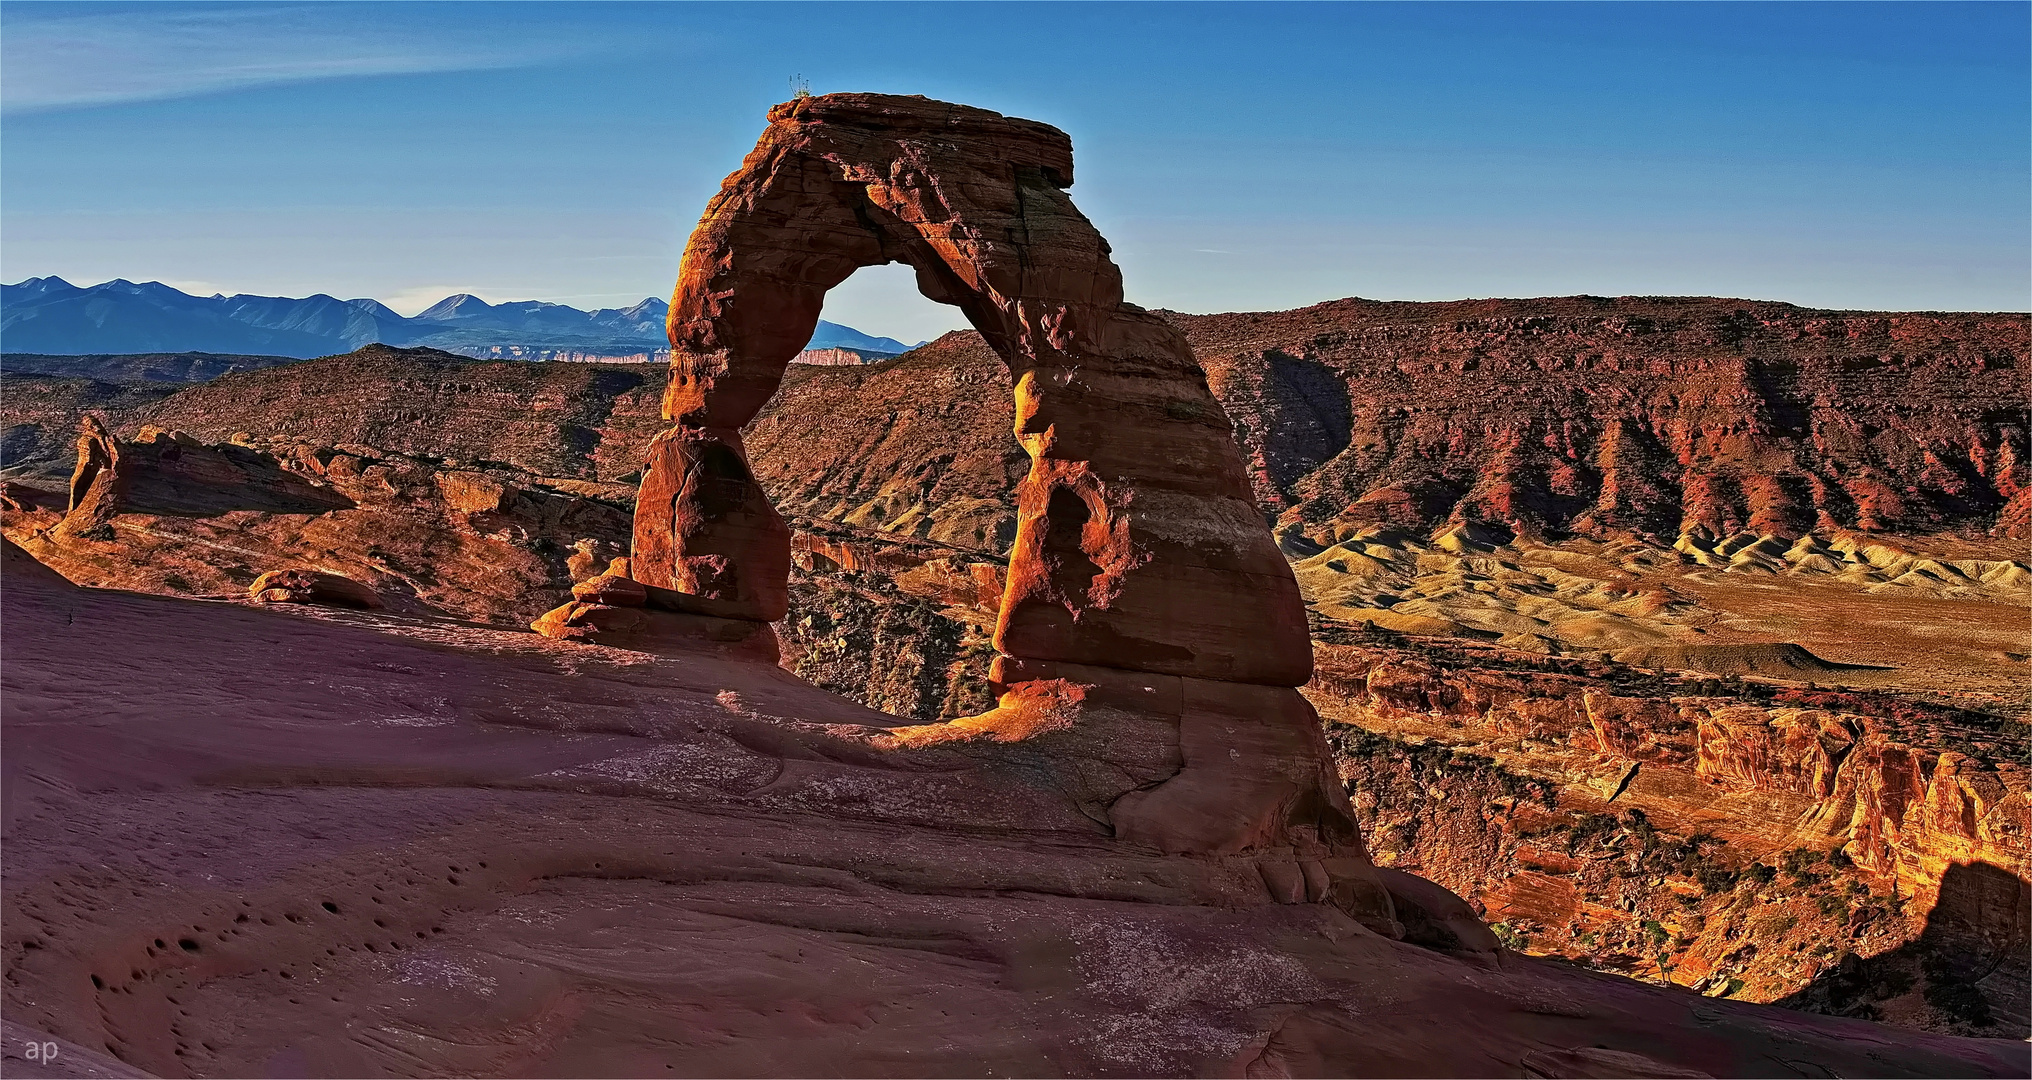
[812,261,966,354]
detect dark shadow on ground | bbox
[1776,861,2030,1039]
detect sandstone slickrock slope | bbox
[6,532,2024,1078]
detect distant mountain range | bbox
[0,278,917,359]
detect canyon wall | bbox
[1306,635,2027,1034]
[1182,297,2027,541]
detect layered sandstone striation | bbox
[1282,522,2030,716]
[791,346,897,366]
[17,299,2019,552]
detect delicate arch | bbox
[633,93,1312,686]
[528,93,1400,877]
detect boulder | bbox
[248,569,384,610]
[435,470,513,514]
[1373,866,1502,956]
[571,557,648,607]
[531,598,779,663]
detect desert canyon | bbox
[2,94,2027,1078]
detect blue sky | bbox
[3,1,2026,341]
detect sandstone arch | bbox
[540,95,1380,878]
[641,92,1312,684]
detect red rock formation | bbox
[639,93,1309,686]
[56,415,125,538]
[631,426,792,621]
[792,346,893,366]
[1182,298,2028,542]
[537,94,1346,875]
[100,344,670,484]
[571,556,648,606]
[248,568,384,609]
[19,304,2017,549]
[3,427,635,625]
[0,481,48,513]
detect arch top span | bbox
[638,92,1313,687]
[661,93,1114,429]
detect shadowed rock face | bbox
[640,92,1311,686]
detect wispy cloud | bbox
[1,4,565,113]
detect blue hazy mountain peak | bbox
[9,276,80,297]
[806,320,911,354]
[414,293,495,321]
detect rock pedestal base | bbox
[531,558,779,663]
[878,655,1399,934]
